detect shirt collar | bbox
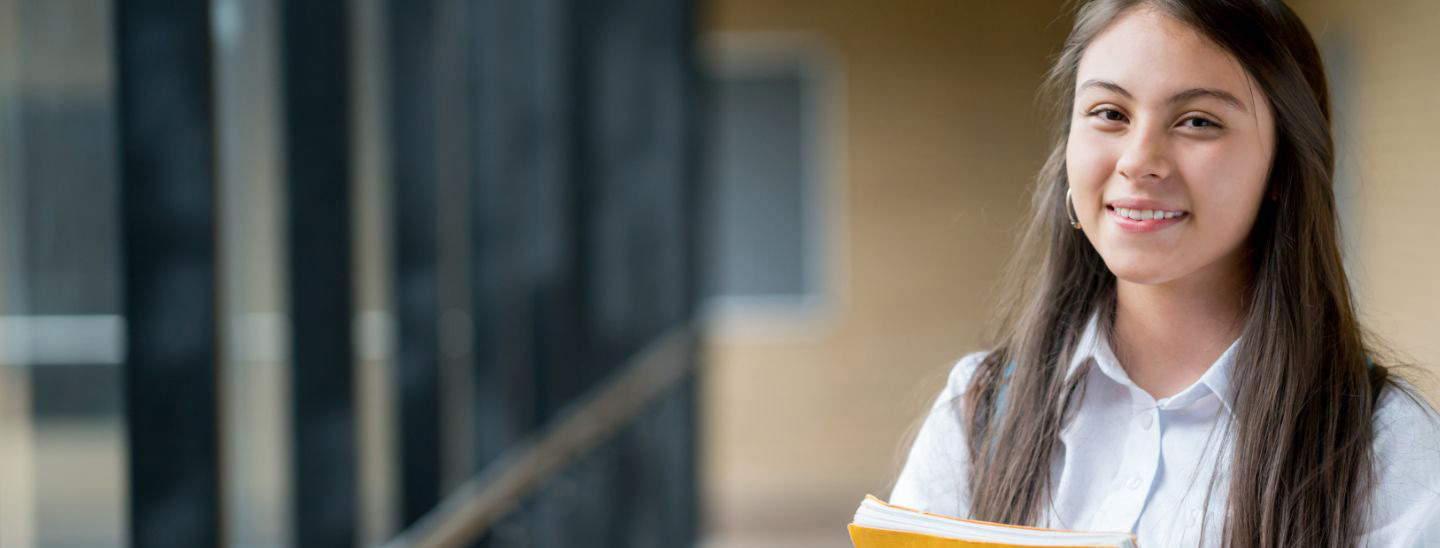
[1064,311,1242,414]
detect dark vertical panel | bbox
[678,0,705,540]
[469,0,571,471]
[388,0,444,527]
[562,0,691,408]
[580,0,700,544]
[115,1,220,547]
[281,2,356,547]
[448,0,700,543]
[529,0,587,441]
[526,0,702,545]
[557,0,597,427]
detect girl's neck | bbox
[1110,259,1248,401]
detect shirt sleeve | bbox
[1361,383,1440,547]
[887,351,988,517]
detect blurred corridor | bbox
[1,0,1437,547]
[2,0,698,547]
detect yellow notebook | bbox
[849,495,1138,548]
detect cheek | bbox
[1176,141,1271,223]
[1065,132,1116,210]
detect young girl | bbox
[888,1,1440,546]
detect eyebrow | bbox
[1078,79,1249,113]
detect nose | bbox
[1115,128,1172,183]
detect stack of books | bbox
[849,495,1139,547]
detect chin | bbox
[1100,257,1182,286]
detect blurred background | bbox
[0,0,1435,547]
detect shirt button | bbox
[1126,476,1142,490]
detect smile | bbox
[1111,206,1186,220]
[1106,205,1188,233]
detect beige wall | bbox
[699,1,1068,544]
[699,0,1440,546]
[1288,0,1440,398]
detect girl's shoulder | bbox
[1374,378,1440,431]
[1365,380,1440,539]
[931,350,991,411]
[1372,379,1440,455]
[890,351,991,514]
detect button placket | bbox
[1137,408,1155,430]
[1132,411,1160,496]
[1101,404,1163,532]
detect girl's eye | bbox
[1088,108,1128,122]
[1180,116,1222,129]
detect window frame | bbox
[700,31,849,341]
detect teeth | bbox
[1114,207,1184,221]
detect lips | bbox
[1105,204,1188,233]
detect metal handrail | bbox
[382,325,697,548]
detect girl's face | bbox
[1066,7,1276,287]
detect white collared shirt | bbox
[889,315,1440,547]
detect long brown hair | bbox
[962,1,1394,545]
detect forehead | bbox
[1076,7,1256,103]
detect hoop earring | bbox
[1065,188,1082,229]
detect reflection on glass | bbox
[0,0,126,547]
[213,0,292,545]
[352,0,400,543]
